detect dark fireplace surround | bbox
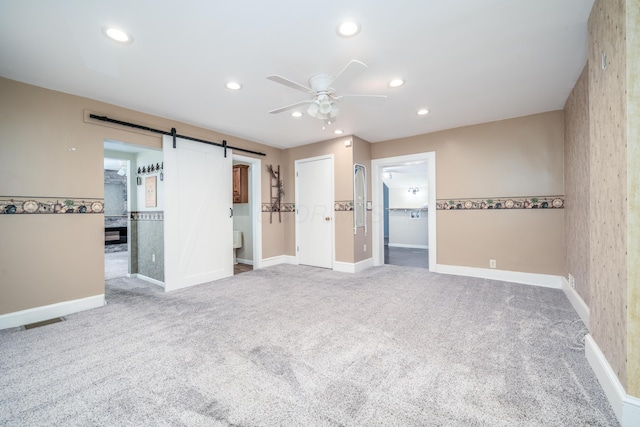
[105,226,127,245]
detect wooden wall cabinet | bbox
[233,164,249,203]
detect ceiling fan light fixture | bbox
[318,99,332,115]
[337,21,361,37]
[307,101,320,117]
[329,104,339,118]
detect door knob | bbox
[325,217,331,221]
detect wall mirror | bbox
[354,164,366,234]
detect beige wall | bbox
[588,0,629,391]
[571,0,640,397]
[564,64,591,306]
[0,77,283,314]
[372,111,565,274]
[626,0,640,397]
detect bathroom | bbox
[232,160,254,274]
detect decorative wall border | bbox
[260,201,374,213]
[436,196,564,210]
[0,197,104,215]
[261,203,295,213]
[335,201,353,211]
[130,211,164,221]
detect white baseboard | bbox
[260,255,298,268]
[0,294,105,330]
[388,243,428,249]
[561,277,590,329]
[130,274,165,288]
[236,258,254,266]
[585,335,640,426]
[435,264,563,289]
[333,258,374,273]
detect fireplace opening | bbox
[105,226,127,245]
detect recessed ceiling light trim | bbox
[336,21,361,37]
[225,81,242,90]
[389,79,405,88]
[334,129,344,135]
[291,111,303,118]
[102,26,133,44]
[417,108,430,116]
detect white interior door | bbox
[163,135,233,291]
[296,155,334,269]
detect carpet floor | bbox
[0,265,618,426]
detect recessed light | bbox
[337,21,361,37]
[334,129,344,135]
[389,79,405,88]
[291,111,303,118]
[225,81,242,90]
[417,108,430,116]
[102,26,133,44]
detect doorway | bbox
[104,156,130,280]
[295,155,334,269]
[103,139,165,286]
[372,152,437,271]
[232,153,262,275]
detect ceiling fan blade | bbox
[332,60,368,88]
[267,75,315,95]
[333,94,387,102]
[269,99,312,114]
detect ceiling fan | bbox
[267,60,386,124]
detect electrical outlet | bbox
[152,254,155,263]
[489,259,496,269]
[568,274,575,289]
[364,244,367,252]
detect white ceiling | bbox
[0,0,593,149]
[382,164,428,189]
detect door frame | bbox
[295,154,335,269]
[371,152,437,270]
[231,153,262,270]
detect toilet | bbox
[233,230,243,265]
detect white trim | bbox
[388,243,428,249]
[333,261,354,273]
[130,273,165,288]
[624,396,640,427]
[435,264,563,288]
[236,258,254,266]
[354,257,374,273]
[585,335,640,426]
[372,152,436,271]
[0,294,105,330]
[260,255,298,268]
[332,258,374,274]
[561,277,590,330]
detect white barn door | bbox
[163,135,233,291]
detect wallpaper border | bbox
[436,196,564,210]
[0,196,104,215]
[130,211,164,221]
